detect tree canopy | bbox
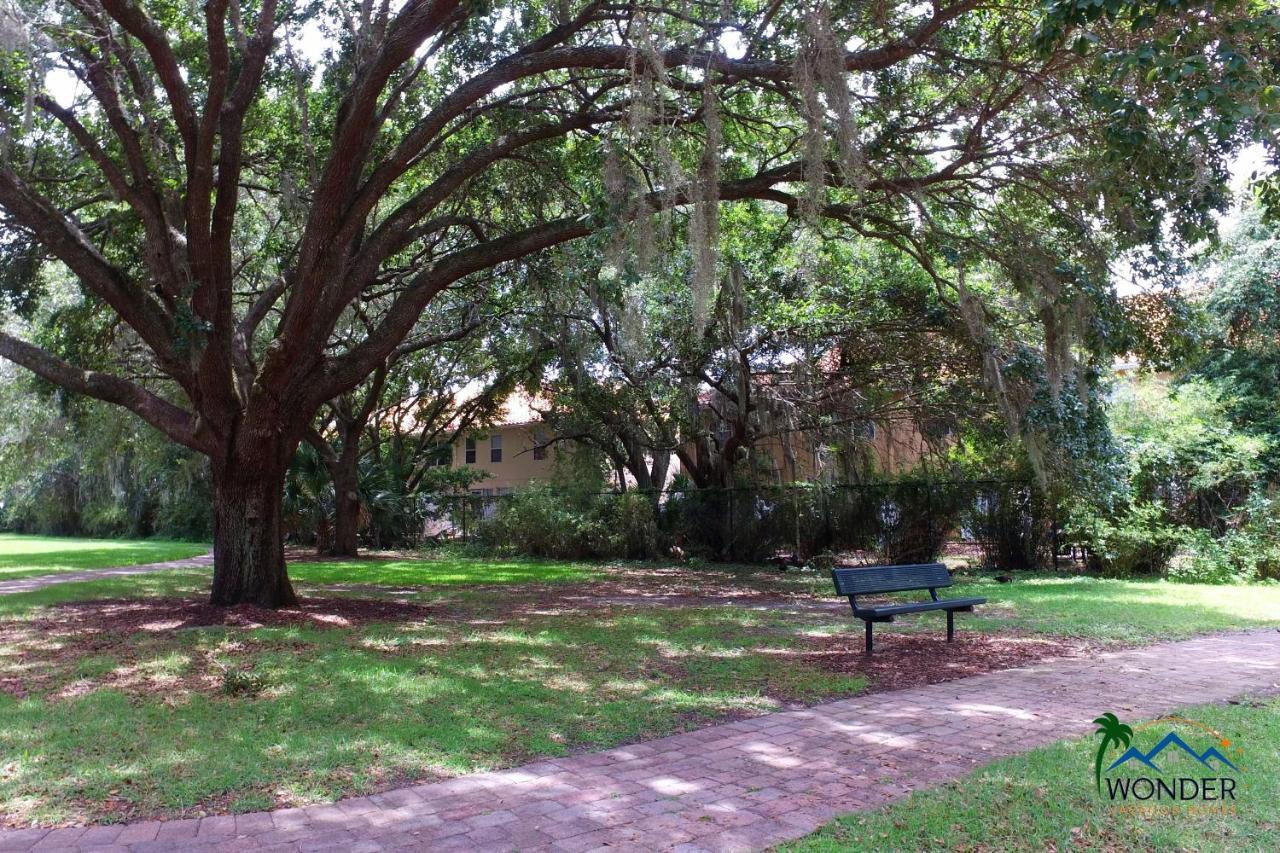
[0,0,1274,604]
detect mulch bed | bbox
[801,631,1099,693]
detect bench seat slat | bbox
[854,597,987,619]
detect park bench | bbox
[830,563,986,653]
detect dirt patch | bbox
[801,631,1099,693]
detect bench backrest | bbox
[830,563,951,596]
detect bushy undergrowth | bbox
[1067,378,1280,584]
[478,484,661,560]
[1172,529,1280,583]
[476,478,1045,566]
[1070,501,1280,584]
[1076,502,1183,578]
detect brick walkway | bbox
[0,554,213,596]
[2,629,1277,852]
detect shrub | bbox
[959,484,1051,571]
[806,551,837,573]
[1171,530,1268,584]
[479,479,1051,569]
[609,491,662,559]
[479,483,662,560]
[221,667,271,697]
[1171,495,1280,584]
[811,480,966,565]
[81,500,132,538]
[480,484,585,558]
[1077,502,1183,577]
[1070,489,1280,584]
[870,485,955,564]
[659,487,735,560]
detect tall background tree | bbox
[533,224,985,491]
[1189,206,1280,466]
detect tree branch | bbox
[0,331,208,453]
[0,166,188,386]
[98,0,199,157]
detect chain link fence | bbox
[424,480,1059,570]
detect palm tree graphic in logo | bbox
[1093,713,1134,791]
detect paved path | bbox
[0,554,214,596]
[2,629,1277,852]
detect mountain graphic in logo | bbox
[1107,731,1239,774]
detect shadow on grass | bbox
[0,605,864,826]
[3,564,1279,825]
[0,571,211,618]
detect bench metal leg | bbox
[865,620,873,654]
[947,610,955,642]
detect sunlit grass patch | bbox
[836,571,1280,643]
[288,554,601,587]
[0,535,207,581]
[946,575,1280,642]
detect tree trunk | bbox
[649,450,671,492]
[210,460,298,608]
[331,448,361,557]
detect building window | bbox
[465,438,477,464]
[490,433,503,463]
[425,443,451,468]
[532,431,547,461]
[471,488,496,519]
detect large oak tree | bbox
[0,0,1271,605]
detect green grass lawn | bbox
[789,571,1280,643]
[2,551,1279,828]
[947,574,1280,643]
[785,696,1280,852]
[292,558,1280,644]
[0,592,861,825]
[288,554,601,586]
[0,534,208,581]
